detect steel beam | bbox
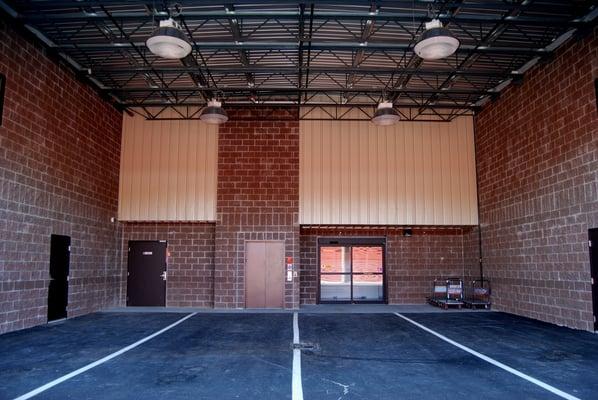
[120,101,476,110]
[10,0,577,12]
[17,10,587,27]
[108,86,490,95]
[51,41,549,55]
[90,65,513,78]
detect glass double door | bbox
[319,244,385,303]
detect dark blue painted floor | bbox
[300,313,564,400]
[406,312,598,400]
[33,314,294,400]
[0,311,596,400]
[0,312,184,399]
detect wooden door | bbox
[246,241,284,308]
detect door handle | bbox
[161,271,167,281]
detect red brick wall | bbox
[0,20,122,333]
[214,108,300,309]
[475,29,598,330]
[300,226,477,304]
[121,223,215,308]
[463,226,482,283]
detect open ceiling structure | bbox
[1,0,596,120]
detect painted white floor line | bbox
[13,312,198,400]
[292,312,304,400]
[394,313,581,400]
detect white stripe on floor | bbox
[292,312,304,400]
[13,312,198,400]
[394,312,581,400]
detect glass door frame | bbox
[317,237,387,304]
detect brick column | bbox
[214,108,300,309]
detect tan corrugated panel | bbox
[299,116,478,225]
[118,113,218,221]
[465,117,479,224]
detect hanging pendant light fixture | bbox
[200,99,229,125]
[371,101,400,126]
[413,19,459,60]
[146,18,192,59]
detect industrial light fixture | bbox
[371,101,400,126]
[414,19,459,60]
[146,18,192,59]
[199,99,229,125]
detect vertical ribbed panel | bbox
[118,113,217,221]
[299,116,478,225]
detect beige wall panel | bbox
[118,113,218,221]
[395,126,407,224]
[380,125,390,223]
[430,124,446,224]
[299,116,478,225]
[466,118,479,225]
[157,121,170,220]
[385,129,398,224]
[403,124,416,225]
[118,115,132,219]
[421,123,434,225]
[413,123,425,224]
[166,120,179,220]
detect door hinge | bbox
[161,271,167,281]
[592,278,595,285]
[68,246,71,252]
[128,247,131,252]
[590,240,593,248]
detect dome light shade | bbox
[414,19,460,60]
[146,18,192,59]
[371,101,400,126]
[200,100,229,125]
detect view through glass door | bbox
[319,238,385,303]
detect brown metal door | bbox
[246,242,267,308]
[127,241,167,306]
[246,241,284,308]
[590,229,598,331]
[265,242,284,308]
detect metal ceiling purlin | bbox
[346,2,377,90]
[224,4,255,89]
[388,0,460,120]
[14,10,589,27]
[416,0,531,114]
[2,0,596,120]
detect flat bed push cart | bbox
[427,278,464,309]
[463,279,491,309]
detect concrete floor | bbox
[0,311,596,399]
